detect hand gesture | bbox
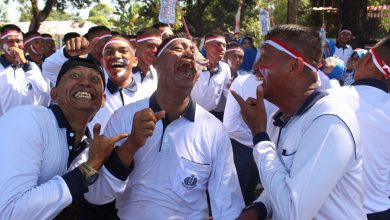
[87,123,128,170]
[65,37,99,57]
[8,46,27,64]
[230,85,267,135]
[123,108,165,150]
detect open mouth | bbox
[110,62,125,70]
[74,91,92,100]
[177,60,196,78]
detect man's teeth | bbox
[74,91,92,99]
[110,62,124,68]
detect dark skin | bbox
[232,43,319,220]
[354,43,390,91]
[50,66,128,170]
[116,38,201,167]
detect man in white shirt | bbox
[334,29,354,64]
[191,32,231,121]
[87,34,245,219]
[0,58,133,219]
[0,24,50,116]
[23,30,46,69]
[328,36,390,220]
[234,24,365,220]
[224,58,277,205]
[43,26,112,86]
[132,27,161,96]
[224,41,246,80]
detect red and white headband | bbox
[161,29,171,37]
[24,35,43,45]
[264,37,318,73]
[128,38,136,42]
[370,48,390,79]
[98,34,112,40]
[156,38,189,57]
[136,35,162,43]
[0,31,23,40]
[205,36,226,45]
[226,47,244,54]
[102,38,135,55]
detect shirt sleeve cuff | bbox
[104,150,134,181]
[62,47,74,59]
[253,132,271,146]
[22,62,33,71]
[62,168,89,202]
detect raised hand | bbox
[65,37,99,57]
[230,85,267,135]
[87,123,129,170]
[8,46,27,64]
[116,108,166,167]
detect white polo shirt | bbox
[223,74,277,146]
[0,105,131,219]
[328,79,390,214]
[191,61,231,112]
[96,94,245,220]
[0,56,50,116]
[334,44,354,65]
[132,65,158,98]
[252,90,365,220]
[88,76,156,133]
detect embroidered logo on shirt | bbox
[182,174,197,189]
[26,83,32,91]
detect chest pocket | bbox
[212,75,224,96]
[280,149,296,171]
[173,157,210,202]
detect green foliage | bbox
[87,3,116,28]
[0,1,8,22]
[19,6,75,22]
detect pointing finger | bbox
[230,89,246,108]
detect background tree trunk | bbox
[338,0,368,47]
[287,0,297,23]
[29,0,57,31]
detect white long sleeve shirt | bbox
[0,105,131,220]
[0,56,50,116]
[223,74,277,146]
[253,90,365,220]
[328,79,390,214]
[191,61,231,112]
[93,94,245,220]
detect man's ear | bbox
[101,93,106,108]
[133,56,138,67]
[50,87,58,102]
[287,58,305,78]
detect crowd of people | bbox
[0,20,389,220]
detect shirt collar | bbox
[351,78,388,93]
[203,62,221,75]
[0,54,12,68]
[50,104,71,128]
[148,92,196,122]
[336,42,348,50]
[272,89,328,127]
[133,66,154,81]
[296,89,329,115]
[107,77,138,95]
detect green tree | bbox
[10,0,97,31]
[0,1,8,22]
[19,6,74,22]
[88,3,116,28]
